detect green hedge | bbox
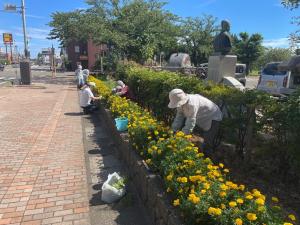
[115,64,300,175]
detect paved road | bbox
[245,76,259,89]
[0,80,90,224]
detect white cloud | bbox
[263,37,290,48]
[14,27,50,40]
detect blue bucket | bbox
[115,117,128,132]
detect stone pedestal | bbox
[207,55,237,83]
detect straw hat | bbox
[168,89,188,108]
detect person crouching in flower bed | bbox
[79,82,101,114]
[168,88,222,151]
[112,80,135,100]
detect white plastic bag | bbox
[101,172,126,203]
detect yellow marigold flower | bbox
[219,163,224,168]
[157,149,162,155]
[258,206,265,212]
[147,148,153,154]
[253,190,262,198]
[203,183,210,190]
[152,145,158,150]
[154,130,159,136]
[188,193,200,204]
[224,168,229,173]
[207,164,213,170]
[218,178,224,182]
[220,184,228,191]
[201,189,206,194]
[197,153,204,157]
[208,207,222,216]
[246,213,257,221]
[176,131,185,137]
[245,194,253,200]
[220,203,226,209]
[219,191,227,197]
[272,196,279,202]
[177,177,188,183]
[283,223,293,225]
[173,199,180,206]
[235,218,243,225]
[255,198,265,205]
[288,214,296,221]
[237,198,244,204]
[166,174,173,181]
[145,159,151,164]
[239,184,245,191]
[229,201,237,208]
[147,136,152,140]
[185,134,192,139]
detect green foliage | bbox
[233,32,264,74]
[253,48,293,70]
[282,0,300,9]
[115,64,273,158]
[178,15,218,65]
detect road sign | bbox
[3,33,13,44]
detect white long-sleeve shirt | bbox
[171,94,222,134]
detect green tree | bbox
[177,15,217,65]
[49,0,179,64]
[282,0,300,9]
[254,47,293,70]
[233,32,264,74]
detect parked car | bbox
[0,64,4,71]
[257,56,300,95]
[235,64,246,86]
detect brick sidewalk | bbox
[0,83,90,225]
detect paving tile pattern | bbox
[0,84,90,225]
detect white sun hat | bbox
[168,89,188,108]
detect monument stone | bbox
[207,20,237,83]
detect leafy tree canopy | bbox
[178,15,218,66]
[232,32,264,74]
[282,0,300,9]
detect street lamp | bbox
[4,0,31,84]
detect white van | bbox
[257,56,300,95]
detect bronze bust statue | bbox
[213,20,232,55]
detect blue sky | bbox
[0,0,299,58]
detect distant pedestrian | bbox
[168,89,222,150]
[79,82,101,114]
[75,65,84,88]
[82,69,90,84]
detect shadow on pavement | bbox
[82,109,153,225]
[64,112,83,116]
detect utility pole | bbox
[21,0,29,58]
[10,42,13,63]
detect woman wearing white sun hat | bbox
[168,88,222,149]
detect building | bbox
[65,40,108,71]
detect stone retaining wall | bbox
[98,102,184,225]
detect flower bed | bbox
[89,76,297,225]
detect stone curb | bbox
[98,102,184,225]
